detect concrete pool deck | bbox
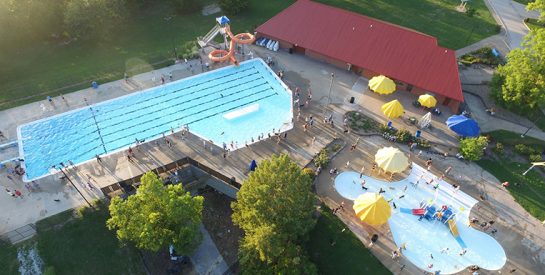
[0,46,544,274]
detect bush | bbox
[218,0,249,15]
[515,144,540,155]
[331,144,342,153]
[493,142,504,155]
[395,129,412,143]
[171,0,202,14]
[529,154,543,162]
[303,168,315,180]
[178,40,199,59]
[314,149,329,168]
[460,136,489,161]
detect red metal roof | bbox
[256,0,463,102]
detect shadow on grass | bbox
[35,202,146,275]
[307,206,391,274]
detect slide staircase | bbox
[198,25,221,48]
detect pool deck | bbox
[0,46,544,274]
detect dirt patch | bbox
[200,187,243,268]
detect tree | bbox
[459,136,488,161]
[528,0,545,23]
[218,0,249,16]
[64,0,127,39]
[171,0,202,14]
[107,172,203,254]
[232,154,317,273]
[494,29,545,109]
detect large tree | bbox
[459,136,489,161]
[107,172,203,254]
[493,29,545,109]
[64,0,127,39]
[528,0,545,23]
[232,154,317,274]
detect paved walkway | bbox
[191,225,228,275]
[459,66,545,140]
[1,45,545,274]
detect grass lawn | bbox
[477,158,545,220]
[307,207,391,274]
[0,240,19,274]
[35,204,145,275]
[316,0,498,50]
[486,130,545,148]
[479,130,545,220]
[0,0,294,110]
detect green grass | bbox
[485,130,545,147]
[0,240,19,274]
[316,0,498,50]
[0,0,294,110]
[35,203,145,275]
[477,158,545,220]
[526,18,545,31]
[307,207,391,274]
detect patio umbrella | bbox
[418,94,437,108]
[381,100,404,118]
[446,115,480,137]
[353,193,391,225]
[369,75,396,95]
[375,147,409,174]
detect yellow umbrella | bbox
[418,94,437,108]
[353,193,391,225]
[375,147,409,174]
[381,99,404,118]
[369,75,396,95]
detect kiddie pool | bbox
[334,163,506,274]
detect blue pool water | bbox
[334,164,506,274]
[18,59,292,181]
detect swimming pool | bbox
[18,59,293,181]
[334,164,506,274]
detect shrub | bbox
[171,0,202,14]
[218,0,249,15]
[416,139,432,149]
[460,136,489,161]
[395,129,412,143]
[302,168,315,180]
[514,144,528,155]
[178,40,199,59]
[331,144,342,153]
[529,154,543,162]
[515,144,540,155]
[314,149,329,168]
[493,142,504,155]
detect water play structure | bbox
[207,16,255,65]
[400,204,467,250]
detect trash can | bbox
[91,81,98,89]
[349,97,355,104]
[416,130,422,138]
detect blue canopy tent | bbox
[446,115,480,137]
[216,16,230,26]
[249,160,257,171]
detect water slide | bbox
[208,25,255,65]
[448,219,467,249]
[400,208,425,215]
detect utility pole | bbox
[521,116,543,138]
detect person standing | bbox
[359,166,365,178]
